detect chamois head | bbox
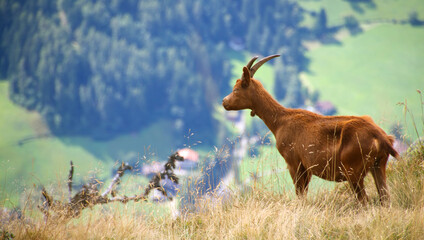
[222,55,280,116]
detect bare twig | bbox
[38,152,184,220]
[39,187,51,221]
[140,152,184,201]
[68,161,74,204]
[101,162,132,198]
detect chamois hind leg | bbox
[371,157,390,205]
[349,177,368,205]
[288,163,312,197]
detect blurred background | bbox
[0,0,423,209]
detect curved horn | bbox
[246,56,259,70]
[242,56,259,81]
[250,54,280,77]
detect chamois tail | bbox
[373,134,400,161]
[385,135,400,160]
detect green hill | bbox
[0,81,177,207]
[300,0,424,27]
[302,24,424,139]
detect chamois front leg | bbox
[288,162,312,197]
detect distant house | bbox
[175,148,199,174]
[314,101,337,116]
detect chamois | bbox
[222,55,399,205]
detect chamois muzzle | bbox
[222,96,231,110]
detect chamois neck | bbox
[251,82,286,134]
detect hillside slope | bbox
[300,0,424,27]
[0,81,177,207]
[302,24,424,139]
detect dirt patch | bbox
[28,111,51,136]
[303,40,322,51]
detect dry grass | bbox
[2,149,423,240]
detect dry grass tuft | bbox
[2,152,423,239]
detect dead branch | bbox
[68,161,74,203]
[140,152,184,201]
[38,152,184,220]
[101,162,133,198]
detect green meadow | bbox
[0,81,178,207]
[300,0,424,27]
[302,24,424,138]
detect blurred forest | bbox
[0,0,311,143]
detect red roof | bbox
[178,148,199,162]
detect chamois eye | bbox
[233,88,239,93]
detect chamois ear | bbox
[241,66,251,88]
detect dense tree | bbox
[0,0,309,143]
[314,8,328,37]
[344,15,363,35]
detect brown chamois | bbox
[222,55,399,205]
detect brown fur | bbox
[223,66,399,205]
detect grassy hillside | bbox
[4,148,424,239]
[0,81,178,207]
[0,80,109,207]
[300,0,424,27]
[302,24,424,138]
